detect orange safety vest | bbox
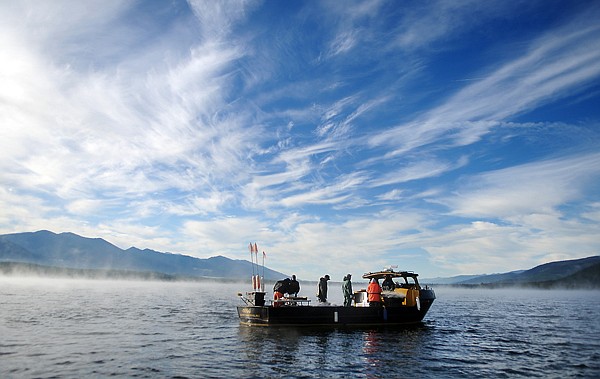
[367,282,382,303]
[273,291,284,307]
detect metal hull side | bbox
[237,300,434,326]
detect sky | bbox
[1,0,600,281]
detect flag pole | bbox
[261,251,265,292]
[249,243,256,290]
[254,243,259,291]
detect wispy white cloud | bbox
[418,152,600,274]
[391,0,525,50]
[166,191,235,216]
[581,203,600,223]
[183,215,276,256]
[431,24,600,122]
[319,0,383,59]
[368,157,465,188]
[0,1,252,210]
[279,171,368,207]
[377,189,403,202]
[368,6,600,156]
[439,152,600,218]
[423,213,600,275]
[218,209,432,280]
[188,0,259,42]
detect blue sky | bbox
[1,0,600,280]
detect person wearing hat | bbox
[367,278,382,306]
[317,274,330,303]
[342,274,353,307]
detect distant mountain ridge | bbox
[423,256,600,288]
[0,230,286,280]
[3,230,598,288]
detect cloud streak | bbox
[369,9,600,156]
[440,152,600,219]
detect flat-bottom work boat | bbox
[237,269,435,326]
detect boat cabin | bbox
[355,270,423,307]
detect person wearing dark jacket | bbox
[317,275,330,303]
[289,275,300,296]
[342,274,353,306]
[382,274,395,291]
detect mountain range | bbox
[1,230,598,288]
[422,256,600,288]
[0,230,286,281]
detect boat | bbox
[237,268,436,326]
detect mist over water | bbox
[1,278,599,378]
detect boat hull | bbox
[237,291,435,326]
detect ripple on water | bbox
[1,281,599,378]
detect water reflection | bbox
[237,324,434,378]
[360,325,433,378]
[237,326,340,377]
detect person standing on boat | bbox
[342,274,353,307]
[367,278,382,306]
[382,274,395,291]
[317,275,330,303]
[289,274,300,297]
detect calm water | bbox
[1,277,599,378]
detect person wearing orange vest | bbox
[367,278,382,306]
[273,290,284,307]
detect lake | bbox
[1,277,599,378]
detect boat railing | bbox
[238,291,266,306]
